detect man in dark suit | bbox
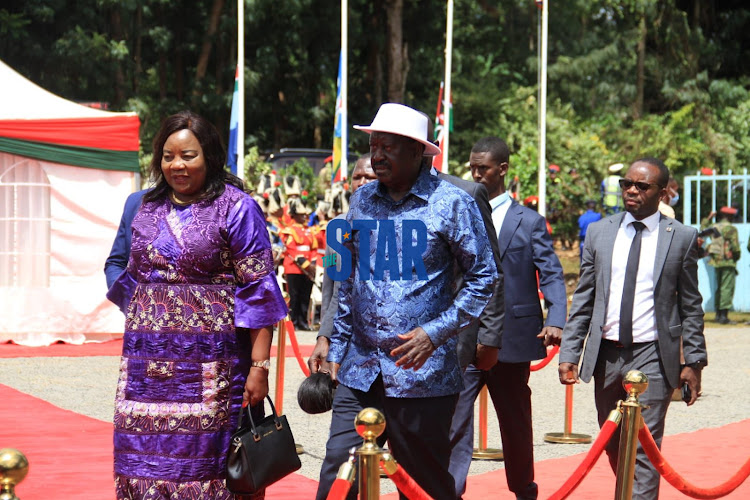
[559,157,707,500]
[436,167,505,371]
[104,189,148,289]
[449,137,567,500]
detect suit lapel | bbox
[498,201,522,260]
[653,215,674,283]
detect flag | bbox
[227,65,240,175]
[331,51,347,183]
[431,82,452,172]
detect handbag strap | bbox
[237,396,283,437]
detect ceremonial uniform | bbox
[281,220,316,330]
[268,213,288,232]
[310,221,327,266]
[281,205,294,228]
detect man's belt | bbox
[601,339,656,348]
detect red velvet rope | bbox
[325,478,353,500]
[381,463,434,500]
[284,320,310,377]
[530,345,559,372]
[546,419,620,500]
[638,422,750,499]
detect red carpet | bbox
[0,384,318,500]
[388,419,749,500]
[3,382,747,499]
[0,339,314,358]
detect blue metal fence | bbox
[684,170,750,312]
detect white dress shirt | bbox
[603,210,661,343]
[489,192,512,239]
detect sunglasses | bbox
[619,179,662,192]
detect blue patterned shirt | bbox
[328,167,498,397]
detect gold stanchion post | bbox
[472,386,504,460]
[355,408,386,500]
[615,370,648,500]
[0,448,28,500]
[273,320,303,454]
[544,384,592,444]
[274,319,287,414]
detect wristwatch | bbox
[251,360,271,370]
[685,360,707,370]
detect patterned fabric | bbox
[234,248,274,283]
[107,184,287,499]
[115,476,265,499]
[327,166,498,398]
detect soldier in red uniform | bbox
[310,205,328,266]
[280,198,315,330]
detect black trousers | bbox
[449,362,537,499]
[316,376,459,500]
[286,273,312,328]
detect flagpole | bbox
[341,0,348,179]
[442,0,453,175]
[538,0,548,217]
[237,0,245,181]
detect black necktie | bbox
[619,221,645,348]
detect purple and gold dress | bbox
[107,184,287,499]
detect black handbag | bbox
[226,396,302,494]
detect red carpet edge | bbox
[0,384,317,500]
[2,383,748,499]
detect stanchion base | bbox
[296,444,305,455]
[472,448,504,460]
[543,432,592,444]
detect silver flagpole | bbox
[538,0,548,217]
[341,0,348,179]
[237,0,245,181]
[442,0,453,174]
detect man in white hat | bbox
[315,103,499,500]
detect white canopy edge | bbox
[0,58,136,120]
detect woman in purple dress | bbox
[107,111,287,499]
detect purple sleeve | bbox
[228,195,288,329]
[105,268,138,314]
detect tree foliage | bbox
[2,0,749,232]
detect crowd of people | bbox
[104,103,728,500]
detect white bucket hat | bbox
[354,103,442,156]
[608,162,625,173]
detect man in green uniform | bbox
[700,206,740,324]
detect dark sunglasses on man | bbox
[619,179,663,192]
